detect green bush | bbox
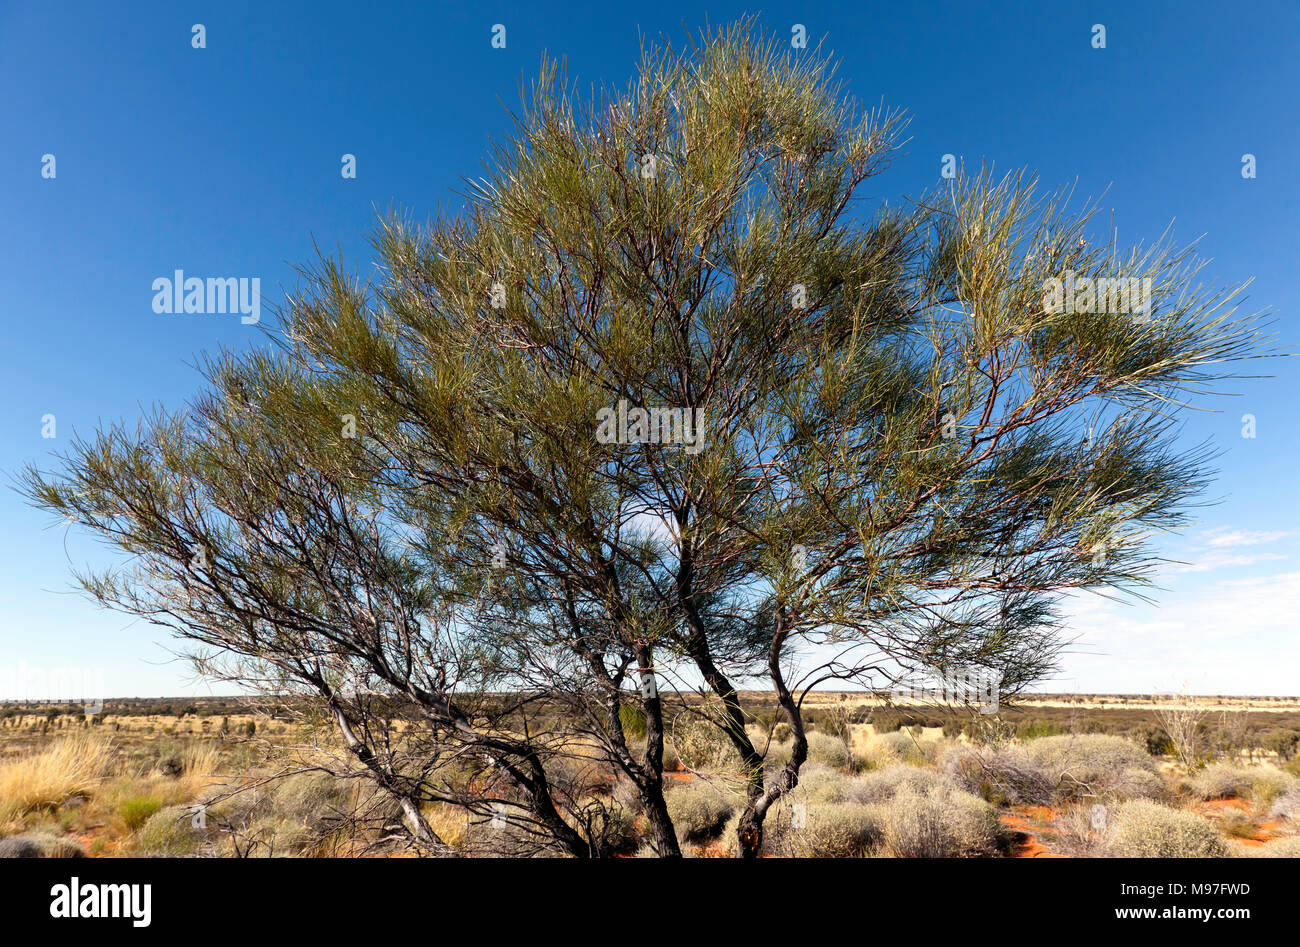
[271,770,352,823]
[1261,729,1300,762]
[135,806,204,856]
[119,795,165,832]
[871,710,904,733]
[1106,800,1227,858]
[619,703,647,740]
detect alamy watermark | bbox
[0,662,105,714]
[1042,272,1152,321]
[152,270,260,324]
[596,399,707,455]
[889,666,1000,714]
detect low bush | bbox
[1024,734,1161,801]
[119,795,164,832]
[940,744,1055,806]
[664,781,736,843]
[842,765,955,806]
[805,732,851,770]
[134,806,205,856]
[871,787,1001,858]
[1106,800,1228,858]
[1246,836,1300,858]
[1187,762,1254,801]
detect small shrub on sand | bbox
[871,787,1001,858]
[733,800,881,857]
[0,831,84,858]
[1187,762,1255,801]
[843,764,955,806]
[1247,768,1296,811]
[1267,786,1300,822]
[940,744,1055,806]
[665,781,736,843]
[1106,800,1227,858]
[788,763,851,803]
[1245,836,1300,858]
[794,803,881,857]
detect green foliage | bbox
[619,703,648,740]
[135,807,204,856]
[119,795,165,832]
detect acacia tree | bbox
[25,21,1270,858]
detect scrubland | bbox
[2,695,1298,858]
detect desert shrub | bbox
[1246,837,1300,858]
[818,713,851,741]
[773,722,792,743]
[1248,768,1296,811]
[1261,729,1300,762]
[1220,811,1257,839]
[587,801,639,854]
[664,781,736,843]
[272,771,352,824]
[842,765,955,806]
[942,720,965,739]
[872,787,1001,857]
[0,831,83,858]
[1267,786,1300,822]
[796,803,881,857]
[1016,720,1066,740]
[1139,725,1175,758]
[789,763,852,804]
[940,744,1055,806]
[670,714,737,772]
[1024,734,1160,800]
[871,709,904,733]
[1106,800,1227,858]
[118,795,164,831]
[1188,762,1254,801]
[135,806,204,856]
[661,741,680,772]
[806,732,851,770]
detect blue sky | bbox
[1,0,1297,698]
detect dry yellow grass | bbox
[0,733,114,822]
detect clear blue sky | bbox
[2,0,1297,698]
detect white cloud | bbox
[1164,551,1287,574]
[1202,528,1289,548]
[1057,570,1300,693]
